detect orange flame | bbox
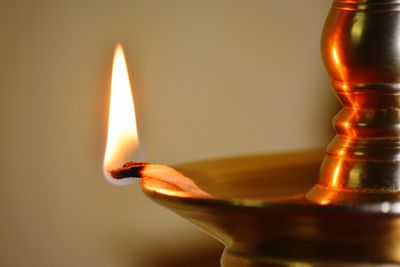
[103,43,141,184]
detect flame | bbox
[103,43,141,184]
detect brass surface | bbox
[306,0,400,204]
[141,150,400,266]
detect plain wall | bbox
[0,1,336,266]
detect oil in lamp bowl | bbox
[141,0,400,266]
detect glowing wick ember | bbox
[109,162,210,197]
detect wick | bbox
[108,161,149,179]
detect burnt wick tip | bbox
[108,161,149,179]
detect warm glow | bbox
[103,43,141,184]
[331,137,351,187]
[332,47,340,66]
[331,163,342,187]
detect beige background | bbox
[0,0,336,266]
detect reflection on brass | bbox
[306,0,400,204]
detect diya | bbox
[105,1,400,266]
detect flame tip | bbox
[115,43,124,52]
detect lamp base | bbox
[141,150,400,266]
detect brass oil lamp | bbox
[109,0,400,266]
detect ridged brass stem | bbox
[306,0,400,204]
